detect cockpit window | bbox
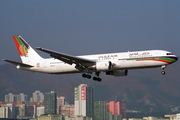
[166,53,173,55]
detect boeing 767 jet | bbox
[3,35,178,82]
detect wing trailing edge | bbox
[36,47,96,67]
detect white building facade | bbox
[32,91,44,103]
[0,106,6,118]
[37,106,44,117]
[5,103,16,118]
[75,84,94,119]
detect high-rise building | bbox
[5,103,16,118]
[119,101,126,118]
[32,91,44,103]
[5,93,16,103]
[20,93,28,102]
[5,93,28,103]
[16,95,21,102]
[33,105,37,118]
[16,93,28,102]
[107,101,126,118]
[57,96,65,114]
[44,91,57,114]
[74,84,94,119]
[0,106,6,118]
[94,100,107,120]
[5,95,10,103]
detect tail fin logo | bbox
[13,35,30,57]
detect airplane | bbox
[3,35,178,82]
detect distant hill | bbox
[0,61,180,112]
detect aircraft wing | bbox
[3,59,34,67]
[36,47,96,67]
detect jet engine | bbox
[96,61,112,71]
[106,70,128,77]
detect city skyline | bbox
[1,83,180,120]
[2,89,126,105]
[0,83,127,120]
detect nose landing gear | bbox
[161,71,165,75]
[161,65,166,75]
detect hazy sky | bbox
[1,0,180,64]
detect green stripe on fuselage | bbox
[159,57,176,62]
[127,57,175,62]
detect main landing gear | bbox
[93,72,102,82]
[161,65,166,75]
[82,73,91,79]
[82,72,102,82]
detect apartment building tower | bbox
[32,91,44,103]
[74,84,94,119]
[44,91,57,114]
[94,100,107,120]
[107,101,126,118]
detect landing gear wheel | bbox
[82,72,102,82]
[82,73,87,78]
[93,77,97,81]
[82,73,92,79]
[93,77,102,82]
[97,78,102,82]
[161,71,165,75]
[161,65,166,75]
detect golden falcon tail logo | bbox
[19,45,30,57]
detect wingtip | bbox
[3,59,13,62]
[2,59,7,61]
[36,47,43,50]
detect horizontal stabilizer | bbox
[3,59,34,67]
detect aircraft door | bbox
[43,61,47,68]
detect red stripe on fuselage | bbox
[13,36,22,56]
[136,59,172,64]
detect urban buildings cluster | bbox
[0,84,126,120]
[129,114,180,120]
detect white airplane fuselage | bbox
[17,50,177,74]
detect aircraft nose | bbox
[173,55,178,62]
[175,56,178,61]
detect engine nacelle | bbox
[106,70,128,77]
[96,61,112,71]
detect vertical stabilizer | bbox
[13,35,43,64]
